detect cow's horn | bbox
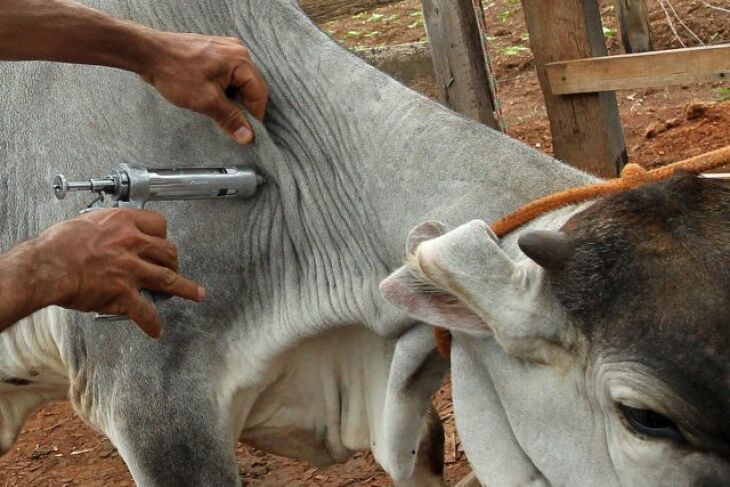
[518,230,574,272]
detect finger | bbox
[124,292,163,339]
[231,63,268,122]
[138,236,179,272]
[204,89,254,145]
[133,210,168,238]
[136,261,206,302]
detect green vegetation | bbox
[714,87,730,102]
[496,9,511,22]
[501,45,529,56]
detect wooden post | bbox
[421,0,498,129]
[616,0,653,53]
[521,0,627,177]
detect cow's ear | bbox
[380,222,490,336]
[380,266,490,336]
[407,220,574,364]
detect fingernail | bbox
[197,286,207,301]
[233,126,253,144]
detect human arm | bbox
[0,0,268,144]
[0,209,205,338]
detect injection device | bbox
[53,163,264,320]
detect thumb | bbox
[205,91,254,145]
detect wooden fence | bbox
[420,0,729,177]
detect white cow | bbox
[1,0,594,484]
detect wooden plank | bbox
[615,0,653,53]
[521,0,626,177]
[546,44,730,95]
[421,0,498,128]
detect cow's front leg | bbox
[70,349,240,487]
[101,387,239,486]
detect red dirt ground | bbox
[2,0,729,485]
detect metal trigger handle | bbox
[74,197,172,322]
[96,290,172,322]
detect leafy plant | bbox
[602,26,617,39]
[408,18,424,29]
[344,30,362,39]
[502,45,529,56]
[520,32,530,42]
[714,87,730,102]
[497,9,511,22]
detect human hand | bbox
[32,208,205,338]
[140,32,268,145]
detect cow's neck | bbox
[225,0,598,337]
[110,0,598,342]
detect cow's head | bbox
[381,173,730,485]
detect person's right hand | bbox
[32,208,206,338]
[140,32,268,145]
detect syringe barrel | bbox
[141,166,262,201]
[54,164,263,209]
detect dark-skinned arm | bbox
[0,209,205,338]
[0,0,268,143]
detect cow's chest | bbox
[235,326,394,466]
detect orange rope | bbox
[435,144,730,360]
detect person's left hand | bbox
[140,32,268,145]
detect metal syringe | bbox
[53,163,264,208]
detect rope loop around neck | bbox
[490,145,730,239]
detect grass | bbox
[714,87,730,102]
[502,45,530,56]
[602,26,617,40]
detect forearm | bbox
[0,240,55,333]
[0,0,158,74]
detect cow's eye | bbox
[617,403,686,444]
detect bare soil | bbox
[2,0,729,485]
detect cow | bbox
[382,172,730,486]
[1,0,593,484]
